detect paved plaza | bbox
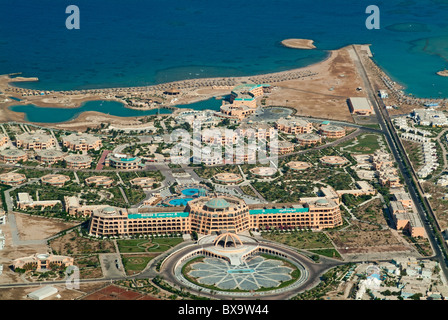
[188,256,294,291]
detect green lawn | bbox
[117,237,184,253]
[308,248,342,260]
[339,134,384,153]
[121,255,153,275]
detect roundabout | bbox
[157,233,341,299]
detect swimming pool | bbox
[169,198,194,206]
[181,188,199,196]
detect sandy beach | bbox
[281,38,316,50]
[1,42,442,130]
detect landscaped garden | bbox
[117,237,184,253]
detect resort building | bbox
[175,110,220,127]
[0,209,6,225]
[64,154,92,169]
[276,117,313,135]
[201,128,239,146]
[187,197,251,235]
[0,172,26,186]
[319,156,349,167]
[62,132,102,151]
[233,144,258,164]
[27,286,59,301]
[15,130,56,150]
[250,197,343,231]
[41,174,70,187]
[320,124,346,139]
[163,88,180,96]
[130,177,156,190]
[105,153,143,170]
[334,181,377,198]
[0,134,9,148]
[63,196,109,217]
[87,195,343,237]
[16,192,61,210]
[213,173,243,185]
[393,192,413,208]
[250,166,277,177]
[89,206,192,236]
[269,141,294,155]
[286,161,311,171]
[371,151,402,188]
[236,122,277,140]
[192,145,224,166]
[378,168,402,188]
[319,182,376,205]
[219,103,256,121]
[348,97,373,115]
[85,176,114,187]
[229,84,269,109]
[12,253,74,271]
[411,109,448,127]
[389,197,426,238]
[35,149,65,165]
[0,149,27,163]
[296,133,322,146]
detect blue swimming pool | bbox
[181,188,199,196]
[169,198,194,206]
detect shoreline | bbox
[0,48,334,115]
[1,43,446,128]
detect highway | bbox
[351,45,448,281]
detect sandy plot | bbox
[328,229,403,249]
[81,284,145,300]
[338,245,411,255]
[265,47,364,122]
[14,213,79,241]
[0,283,95,300]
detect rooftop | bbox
[205,198,231,209]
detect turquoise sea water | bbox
[8,97,223,123]
[0,0,447,98]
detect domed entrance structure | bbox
[186,195,251,235]
[213,232,243,249]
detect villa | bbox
[15,130,56,150]
[62,132,102,151]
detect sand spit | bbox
[281,39,316,50]
[437,70,448,77]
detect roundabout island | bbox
[158,232,341,299]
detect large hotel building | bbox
[105,153,143,170]
[62,133,102,151]
[88,195,342,237]
[15,131,56,150]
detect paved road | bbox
[152,241,343,300]
[351,45,448,281]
